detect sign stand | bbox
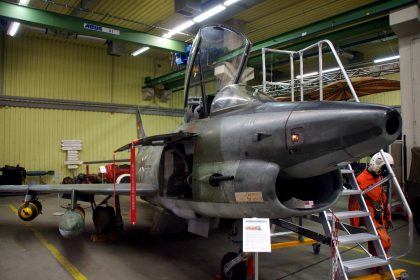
[243,218,271,280]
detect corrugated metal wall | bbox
[360,73,401,106]
[4,34,183,107]
[1,34,183,179]
[0,107,182,180]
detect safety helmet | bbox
[368,152,394,175]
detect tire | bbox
[220,252,247,280]
[92,206,116,233]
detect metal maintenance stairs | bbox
[319,163,396,280]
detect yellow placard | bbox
[235,192,264,202]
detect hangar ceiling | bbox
[0,0,413,90]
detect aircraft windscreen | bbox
[211,84,274,112]
[184,25,251,113]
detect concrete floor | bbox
[0,194,419,280]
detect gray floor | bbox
[0,194,419,280]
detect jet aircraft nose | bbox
[283,102,401,177]
[342,105,401,158]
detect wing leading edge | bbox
[114,132,197,152]
[0,183,157,197]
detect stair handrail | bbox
[261,40,360,102]
[379,149,413,259]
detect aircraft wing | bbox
[115,132,197,152]
[0,183,157,197]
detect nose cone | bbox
[341,104,401,158]
[283,101,401,177]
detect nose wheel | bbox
[220,252,247,280]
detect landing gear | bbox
[92,205,117,233]
[91,195,123,236]
[220,252,247,280]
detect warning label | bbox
[235,192,264,203]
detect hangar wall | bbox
[359,73,400,106]
[3,34,184,107]
[0,34,184,179]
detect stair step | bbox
[342,189,362,196]
[327,211,370,220]
[338,233,379,245]
[343,257,389,272]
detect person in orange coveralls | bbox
[348,152,394,262]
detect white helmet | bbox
[368,152,394,175]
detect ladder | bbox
[319,150,413,280]
[319,156,398,279]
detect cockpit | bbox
[210,84,274,113]
[184,25,266,119]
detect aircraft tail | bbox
[136,107,146,139]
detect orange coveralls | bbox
[348,169,391,254]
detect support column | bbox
[390,4,420,172]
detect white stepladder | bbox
[260,41,413,279]
[319,158,413,279]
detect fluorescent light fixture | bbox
[224,0,240,6]
[7,0,30,36]
[163,20,195,38]
[374,55,400,64]
[296,71,318,79]
[296,67,341,79]
[7,22,21,36]
[131,47,150,56]
[193,5,226,23]
[322,67,340,73]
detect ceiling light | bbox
[131,47,150,56]
[193,5,226,23]
[163,20,195,38]
[224,0,240,6]
[296,71,318,79]
[6,0,30,37]
[374,55,400,64]
[322,67,340,73]
[7,22,21,36]
[295,67,341,79]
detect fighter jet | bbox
[0,24,401,274]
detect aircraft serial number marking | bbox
[235,192,264,203]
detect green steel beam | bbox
[0,2,187,53]
[144,0,413,89]
[144,70,186,88]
